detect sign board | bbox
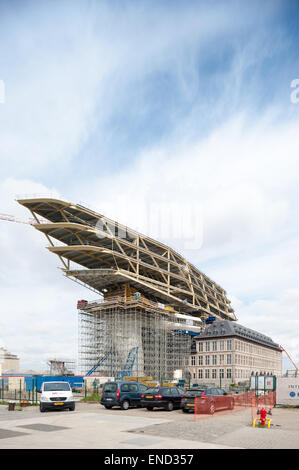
[250,375,276,391]
[276,377,299,405]
[258,376,265,389]
[265,377,274,390]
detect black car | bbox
[181,387,234,414]
[140,386,183,411]
[101,381,148,410]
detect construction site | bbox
[15,197,236,384]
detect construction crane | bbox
[0,213,35,225]
[279,345,298,371]
[120,347,139,380]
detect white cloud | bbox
[0,0,298,373]
[75,112,299,370]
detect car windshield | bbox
[185,389,204,397]
[103,383,118,393]
[43,382,71,391]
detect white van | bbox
[39,381,75,412]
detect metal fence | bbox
[0,377,39,404]
[0,376,103,405]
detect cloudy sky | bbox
[0,0,299,372]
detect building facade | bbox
[0,347,20,373]
[189,321,282,387]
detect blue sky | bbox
[0,0,299,371]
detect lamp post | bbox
[219,355,223,389]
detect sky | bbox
[0,0,299,372]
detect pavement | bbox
[0,402,298,449]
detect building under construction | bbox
[18,197,236,381]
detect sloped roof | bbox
[197,320,281,350]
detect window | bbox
[198,342,203,352]
[227,340,232,350]
[227,354,232,365]
[44,382,71,392]
[121,384,129,392]
[198,356,203,366]
[139,384,147,392]
[226,369,232,379]
[212,341,217,351]
[212,369,217,379]
[219,354,224,365]
[171,388,179,396]
[212,355,217,365]
[205,369,210,379]
[206,341,210,352]
[219,369,224,379]
[220,341,224,351]
[205,355,210,365]
[198,369,203,379]
[128,384,138,392]
[191,356,196,366]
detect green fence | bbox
[0,378,39,404]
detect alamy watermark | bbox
[94,200,204,251]
[0,80,5,104]
[290,79,299,104]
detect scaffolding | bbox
[78,296,202,382]
[17,197,235,383]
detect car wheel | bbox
[69,405,75,411]
[121,400,130,410]
[104,405,112,409]
[39,404,46,413]
[146,406,153,411]
[182,408,189,413]
[229,400,234,410]
[166,401,174,412]
[209,403,215,415]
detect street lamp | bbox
[219,355,223,388]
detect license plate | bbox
[106,398,112,401]
[54,402,64,405]
[146,395,153,399]
[187,403,195,407]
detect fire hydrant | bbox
[253,408,272,428]
[260,408,267,426]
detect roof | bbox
[197,320,281,350]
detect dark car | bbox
[181,387,234,414]
[140,386,183,411]
[100,381,148,410]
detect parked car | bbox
[39,381,75,412]
[181,387,234,414]
[100,381,148,410]
[140,386,183,411]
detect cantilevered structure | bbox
[18,197,236,379]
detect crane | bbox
[0,213,35,225]
[0,213,47,225]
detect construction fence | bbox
[194,390,276,423]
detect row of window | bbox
[194,369,232,379]
[197,340,232,352]
[235,354,280,368]
[191,354,232,366]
